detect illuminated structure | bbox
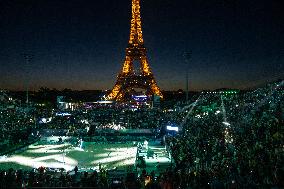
[107,0,163,101]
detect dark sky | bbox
[0,0,283,91]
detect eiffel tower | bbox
[107,0,163,101]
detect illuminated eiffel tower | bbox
[107,0,163,101]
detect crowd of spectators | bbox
[0,166,179,189]
[30,104,164,137]
[167,80,284,188]
[0,108,38,154]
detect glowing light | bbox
[129,0,144,45]
[26,144,70,153]
[122,56,132,74]
[107,0,163,101]
[80,119,89,124]
[0,141,139,171]
[106,84,122,100]
[224,128,233,143]
[222,121,231,126]
[91,147,137,166]
[195,114,201,119]
[141,58,152,75]
[215,110,221,115]
[0,154,77,171]
[181,95,202,125]
[96,100,113,104]
[166,126,179,132]
[56,112,71,116]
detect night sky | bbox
[0,0,283,91]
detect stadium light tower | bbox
[184,51,192,102]
[23,54,33,105]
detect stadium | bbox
[0,80,283,188]
[1,0,284,188]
